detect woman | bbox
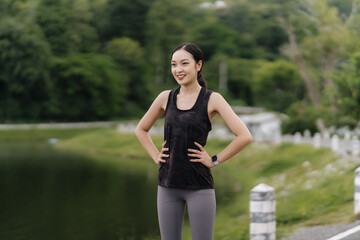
[135,43,252,240]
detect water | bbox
[0,143,159,240]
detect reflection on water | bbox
[0,143,159,240]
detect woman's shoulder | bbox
[157,90,171,101]
[153,90,172,110]
[208,91,229,108]
[208,91,224,101]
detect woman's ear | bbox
[196,60,203,72]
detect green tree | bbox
[278,0,358,108]
[334,52,360,127]
[218,1,287,58]
[191,21,255,60]
[67,0,100,53]
[36,0,71,55]
[145,0,193,84]
[227,58,262,105]
[105,37,152,111]
[252,60,304,112]
[48,54,128,121]
[0,18,52,121]
[36,0,100,55]
[103,0,155,44]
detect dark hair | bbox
[172,43,207,88]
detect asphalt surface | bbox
[281,221,360,240]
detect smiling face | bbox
[171,49,202,86]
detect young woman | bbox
[135,43,252,240]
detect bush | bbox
[282,101,318,135]
[252,60,305,113]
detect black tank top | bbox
[159,87,214,189]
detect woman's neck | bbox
[179,81,202,95]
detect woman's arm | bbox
[210,92,252,165]
[135,91,170,164]
[188,92,252,168]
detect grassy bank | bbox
[53,128,360,239]
[4,127,360,239]
[0,127,106,142]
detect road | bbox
[281,220,360,240]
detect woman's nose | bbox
[175,66,183,72]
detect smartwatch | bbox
[211,155,220,166]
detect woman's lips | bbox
[177,74,185,80]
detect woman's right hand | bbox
[155,141,169,165]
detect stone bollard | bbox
[331,135,339,153]
[294,132,302,144]
[355,167,360,214]
[273,131,282,145]
[352,136,360,156]
[304,129,311,139]
[250,183,276,240]
[313,132,321,148]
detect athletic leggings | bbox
[157,185,216,240]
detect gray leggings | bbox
[157,186,216,240]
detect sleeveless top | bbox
[158,87,214,189]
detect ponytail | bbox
[197,71,207,88]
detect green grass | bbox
[3,127,360,239]
[0,128,106,142]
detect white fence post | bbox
[313,132,321,148]
[331,135,339,153]
[304,129,311,139]
[355,167,360,214]
[352,136,359,156]
[294,132,302,144]
[250,183,276,240]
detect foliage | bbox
[279,0,359,111]
[333,52,360,127]
[48,54,128,121]
[105,37,152,111]
[103,0,155,44]
[191,21,255,60]
[282,101,319,134]
[36,0,99,55]
[36,0,71,55]
[253,60,305,112]
[1,0,360,125]
[145,0,194,84]
[0,17,51,121]
[226,58,260,105]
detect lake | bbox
[0,142,160,240]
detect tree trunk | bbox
[278,16,322,107]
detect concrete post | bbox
[250,183,276,240]
[273,131,282,145]
[304,129,311,139]
[331,135,339,153]
[352,136,359,156]
[354,167,360,214]
[294,132,302,144]
[313,132,321,148]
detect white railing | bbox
[282,131,360,156]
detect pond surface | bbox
[0,143,159,240]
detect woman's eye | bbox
[171,64,176,67]
[183,62,188,65]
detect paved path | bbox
[281,221,360,240]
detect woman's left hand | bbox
[188,142,214,168]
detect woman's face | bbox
[171,49,202,86]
